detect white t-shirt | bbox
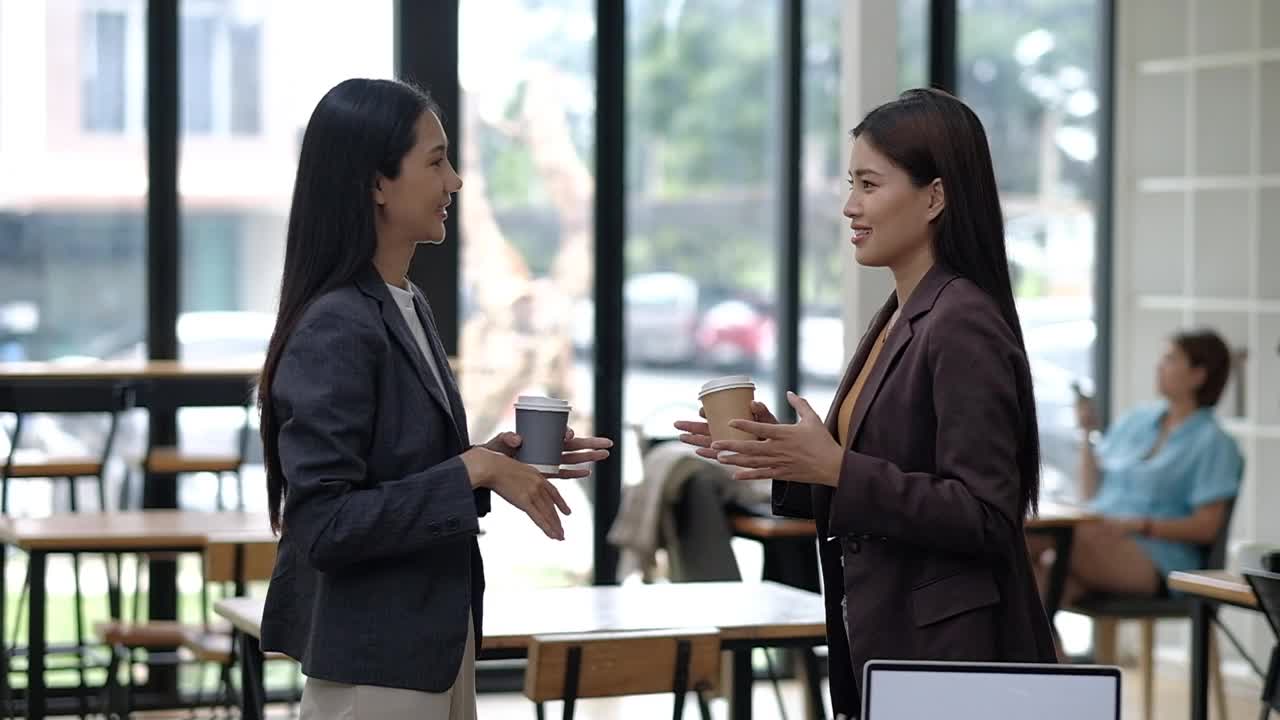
[386,282,452,416]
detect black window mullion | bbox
[928,0,957,93]
[397,0,462,353]
[593,0,626,586]
[1094,0,1116,424]
[144,0,181,698]
[777,0,804,417]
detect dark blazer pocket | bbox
[911,567,1001,628]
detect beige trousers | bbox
[299,621,477,720]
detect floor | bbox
[470,665,1270,719]
[119,663,1270,719]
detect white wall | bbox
[1112,0,1279,678]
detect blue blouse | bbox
[1088,403,1243,576]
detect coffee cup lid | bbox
[515,395,572,412]
[698,375,756,399]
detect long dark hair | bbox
[260,78,438,533]
[852,87,1042,517]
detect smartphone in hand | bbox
[1070,380,1094,402]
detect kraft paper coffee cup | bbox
[698,375,756,445]
[515,396,571,473]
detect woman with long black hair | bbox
[256,78,612,719]
[677,88,1056,717]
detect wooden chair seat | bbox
[730,515,816,540]
[525,627,721,702]
[145,447,241,474]
[180,629,289,664]
[5,450,103,478]
[94,620,230,649]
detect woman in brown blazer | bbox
[676,88,1056,718]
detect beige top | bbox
[837,322,891,447]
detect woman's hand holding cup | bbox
[675,400,778,460]
[481,427,612,477]
[550,427,613,478]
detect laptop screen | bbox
[862,661,1121,720]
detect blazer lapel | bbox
[355,268,461,442]
[841,264,960,450]
[811,265,961,527]
[411,289,469,447]
[842,313,913,451]
[813,295,897,530]
[823,297,898,436]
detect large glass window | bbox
[0,0,148,661]
[798,0,935,424]
[0,0,146,363]
[620,0,782,564]
[181,12,216,133]
[798,0,844,413]
[958,0,1105,503]
[459,0,597,589]
[176,0,395,510]
[81,8,129,133]
[228,23,262,135]
[898,0,930,91]
[180,1,267,137]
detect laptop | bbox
[862,660,1121,720]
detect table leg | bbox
[1259,643,1277,719]
[239,630,265,720]
[1,545,8,716]
[798,647,826,720]
[1043,527,1074,620]
[27,550,47,720]
[729,649,753,720]
[1189,598,1212,720]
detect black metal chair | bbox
[93,376,257,716]
[1067,495,1241,720]
[1243,568,1280,719]
[1,379,133,718]
[124,376,256,511]
[0,380,133,514]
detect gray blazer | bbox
[260,264,491,692]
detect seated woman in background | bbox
[1031,328,1243,606]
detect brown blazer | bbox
[773,264,1056,716]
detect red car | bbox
[695,299,775,371]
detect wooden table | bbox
[726,501,1094,621]
[0,360,262,382]
[725,513,826,719]
[0,358,458,382]
[0,511,268,551]
[727,500,1093,536]
[1027,501,1094,529]
[217,580,828,720]
[730,514,814,539]
[1026,502,1095,620]
[1167,570,1262,720]
[0,510,273,719]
